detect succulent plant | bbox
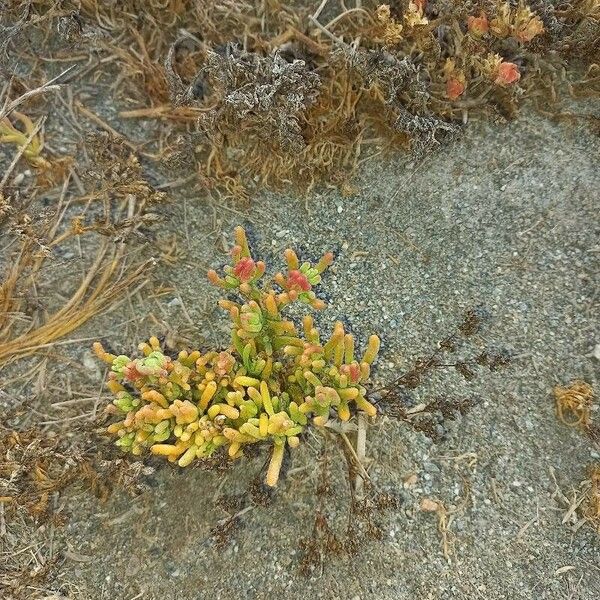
[95,227,380,487]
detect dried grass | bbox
[0,127,166,367]
[553,382,600,537]
[583,464,600,533]
[3,1,597,197]
[554,380,595,431]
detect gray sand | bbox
[5,108,600,599]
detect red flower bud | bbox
[495,62,520,85]
[341,362,362,383]
[123,362,143,381]
[467,13,489,36]
[446,78,465,100]
[287,270,311,292]
[233,257,256,282]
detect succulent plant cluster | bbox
[440,1,546,99]
[94,227,380,487]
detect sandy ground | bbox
[2,104,600,599]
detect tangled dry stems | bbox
[2,1,598,196]
[554,381,600,536]
[0,133,166,366]
[554,380,596,435]
[0,416,151,598]
[584,464,600,533]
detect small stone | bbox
[403,473,418,488]
[424,462,440,474]
[420,498,439,512]
[82,351,101,378]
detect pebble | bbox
[82,351,101,378]
[424,462,440,474]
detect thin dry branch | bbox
[0,65,76,121]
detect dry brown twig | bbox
[0,65,76,121]
[419,478,471,561]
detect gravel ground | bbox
[42,106,599,600]
[4,106,600,599]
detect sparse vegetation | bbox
[0,133,165,367]
[583,464,600,533]
[554,380,600,536]
[0,413,152,598]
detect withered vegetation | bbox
[554,379,598,441]
[0,408,151,599]
[1,1,598,197]
[376,306,511,442]
[554,461,600,538]
[297,442,402,576]
[1,104,166,597]
[583,464,600,533]
[553,381,600,537]
[0,129,166,367]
